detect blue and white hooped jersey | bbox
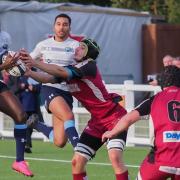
[30,37,79,91]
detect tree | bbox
[28,0,180,23]
[111,0,180,23]
[165,0,180,23]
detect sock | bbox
[116,171,129,180]
[73,172,88,180]
[34,121,53,139]
[48,130,54,142]
[14,124,27,162]
[64,120,79,148]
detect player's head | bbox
[81,38,100,60]
[53,14,71,40]
[54,14,71,25]
[74,38,100,62]
[158,65,180,89]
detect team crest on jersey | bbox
[163,131,180,142]
[65,47,74,52]
[47,59,52,63]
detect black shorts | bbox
[0,81,9,93]
[75,131,127,160]
[41,85,73,113]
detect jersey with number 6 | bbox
[136,86,180,167]
[152,86,180,166]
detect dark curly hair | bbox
[158,65,180,89]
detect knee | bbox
[110,153,120,164]
[109,151,127,173]
[71,154,87,174]
[109,151,124,168]
[14,111,27,124]
[72,156,82,170]
[54,138,67,148]
[72,157,77,168]
[65,111,74,121]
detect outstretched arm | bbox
[25,68,56,84]
[102,110,140,142]
[20,50,70,79]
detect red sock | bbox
[116,171,129,180]
[73,172,87,180]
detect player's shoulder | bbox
[69,34,84,42]
[66,37,80,46]
[36,37,53,46]
[40,37,54,44]
[75,59,96,68]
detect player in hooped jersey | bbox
[30,14,80,148]
[102,66,180,180]
[21,38,129,180]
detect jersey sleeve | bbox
[30,42,42,60]
[66,61,97,80]
[135,96,155,116]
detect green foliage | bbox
[111,0,180,23]
[21,0,180,23]
[165,0,180,23]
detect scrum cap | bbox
[80,38,100,60]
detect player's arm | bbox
[20,50,70,79]
[25,68,56,84]
[102,110,140,142]
[35,62,70,79]
[102,96,154,142]
[21,50,96,80]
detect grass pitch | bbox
[0,139,149,180]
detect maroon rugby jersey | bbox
[66,59,126,120]
[136,86,180,166]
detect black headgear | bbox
[80,38,100,60]
[158,65,180,89]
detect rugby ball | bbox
[2,51,26,77]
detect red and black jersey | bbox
[65,59,125,120]
[136,86,180,166]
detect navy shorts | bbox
[41,85,73,113]
[0,81,9,93]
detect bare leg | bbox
[108,149,128,180]
[0,90,33,176]
[49,96,79,147]
[72,153,88,180]
[0,90,27,123]
[52,114,67,148]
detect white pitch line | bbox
[0,155,139,168]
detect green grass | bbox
[0,139,149,180]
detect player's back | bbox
[151,86,180,166]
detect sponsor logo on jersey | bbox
[47,59,52,63]
[163,131,180,142]
[65,47,74,52]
